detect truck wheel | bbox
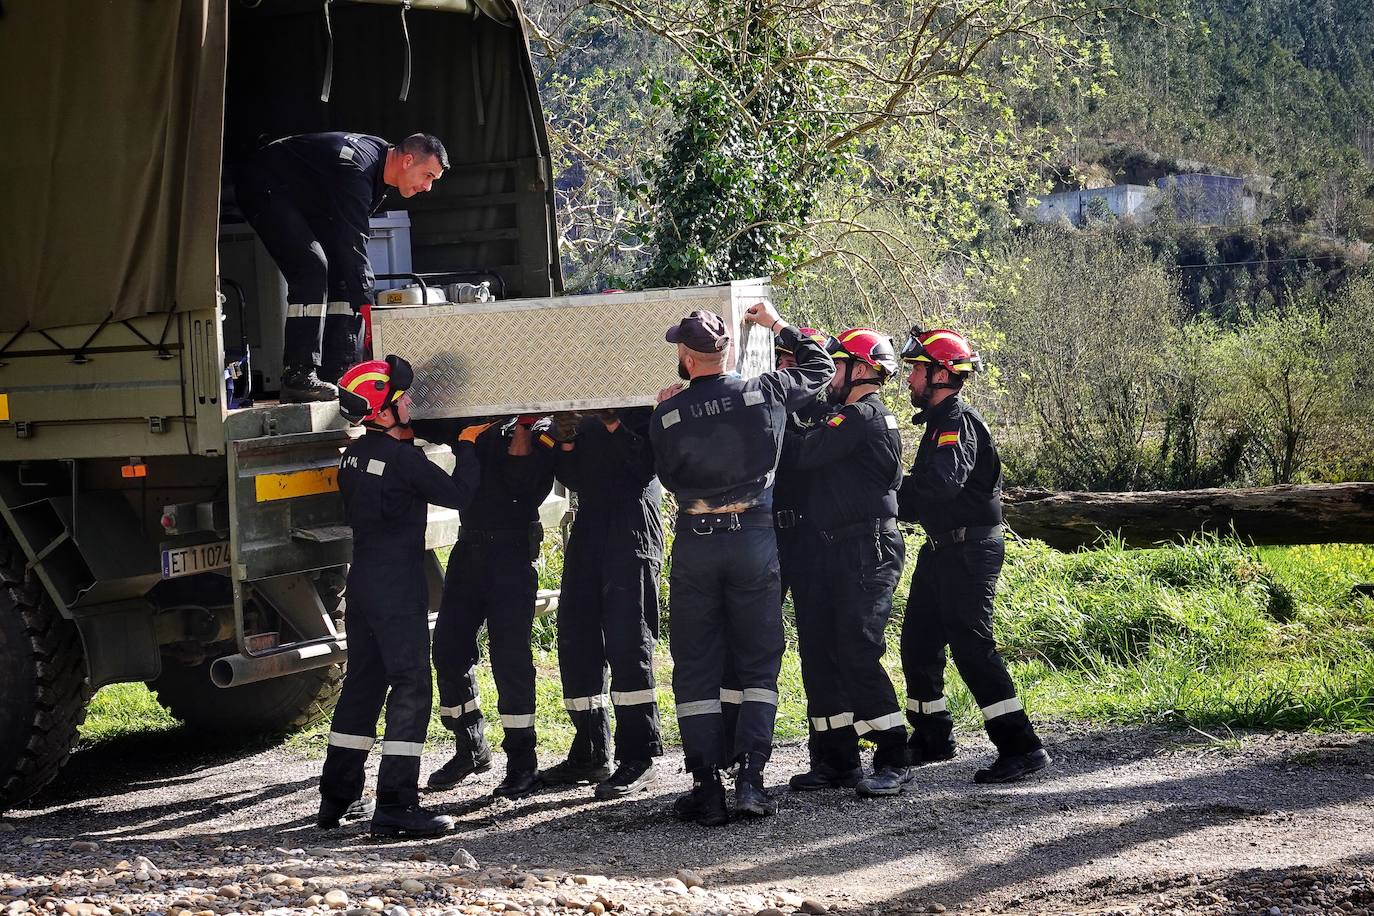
[0,538,91,812]
[150,657,342,736]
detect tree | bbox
[524,0,1116,297]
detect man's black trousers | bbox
[556,553,663,763]
[432,535,539,772]
[792,519,908,769]
[901,536,1041,756]
[233,164,364,380]
[668,522,783,771]
[320,595,431,809]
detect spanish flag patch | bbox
[936,430,960,447]
[538,433,555,449]
[827,414,846,427]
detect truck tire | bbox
[150,657,343,736]
[0,536,92,812]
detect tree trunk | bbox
[1002,482,1374,551]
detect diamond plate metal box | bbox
[370,279,777,418]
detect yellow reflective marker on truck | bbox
[254,467,338,502]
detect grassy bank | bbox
[79,538,1374,755]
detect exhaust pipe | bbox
[211,639,347,689]
[211,588,560,688]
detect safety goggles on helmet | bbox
[828,328,900,380]
[338,354,414,425]
[900,326,982,375]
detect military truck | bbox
[0,0,563,810]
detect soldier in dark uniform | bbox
[897,327,1050,784]
[782,329,911,797]
[542,407,665,800]
[425,415,559,799]
[319,356,485,838]
[233,132,448,401]
[650,303,833,825]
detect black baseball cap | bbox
[665,309,730,353]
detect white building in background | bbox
[1031,174,1262,227]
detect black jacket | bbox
[650,325,834,513]
[556,408,663,562]
[896,395,1003,534]
[782,391,903,532]
[255,132,391,304]
[339,431,479,609]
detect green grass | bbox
[80,537,1374,753]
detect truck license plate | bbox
[161,541,232,579]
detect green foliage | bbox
[82,539,1374,753]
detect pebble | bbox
[585,904,604,916]
[800,900,829,915]
[364,898,384,911]
[755,909,787,916]
[400,880,425,895]
[571,876,605,887]
[305,896,324,908]
[69,841,100,853]
[1269,909,1283,916]
[217,885,241,900]
[262,875,288,887]
[6,903,31,916]
[928,905,947,914]
[0,823,14,833]
[451,850,479,870]
[675,871,703,889]
[661,879,687,895]
[385,906,408,916]
[110,907,130,916]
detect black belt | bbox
[819,517,897,544]
[926,523,1002,549]
[678,508,774,534]
[457,524,539,545]
[774,509,804,529]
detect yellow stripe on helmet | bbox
[343,371,389,393]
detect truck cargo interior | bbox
[220,0,561,398]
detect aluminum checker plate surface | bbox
[372,280,776,418]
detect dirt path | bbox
[4,726,1374,915]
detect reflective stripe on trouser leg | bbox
[934,537,1042,755]
[488,542,540,771]
[432,547,486,734]
[604,557,664,759]
[554,562,611,764]
[669,534,729,770]
[791,550,859,765]
[320,599,386,805]
[283,305,327,370]
[724,529,784,765]
[900,547,956,748]
[371,606,433,810]
[320,307,364,384]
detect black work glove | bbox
[551,411,581,442]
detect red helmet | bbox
[900,327,982,376]
[775,326,827,354]
[338,355,414,425]
[828,328,900,380]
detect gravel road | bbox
[4,725,1373,915]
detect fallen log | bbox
[1002,482,1374,551]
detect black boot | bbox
[974,748,1051,784]
[856,765,915,797]
[672,769,728,826]
[789,759,864,792]
[427,722,494,791]
[594,759,656,800]
[733,754,776,818]
[542,756,612,786]
[280,366,337,403]
[493,767,544,799]
[369,803,455,838]
[316,795,375,829]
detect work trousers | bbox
[234,165,365,380]
[556,553,663,762]
[668,522,783,772]
[793,519,908,769]
[320,592,431,809]
[432,533,540,772]
[901,536,1041,757]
